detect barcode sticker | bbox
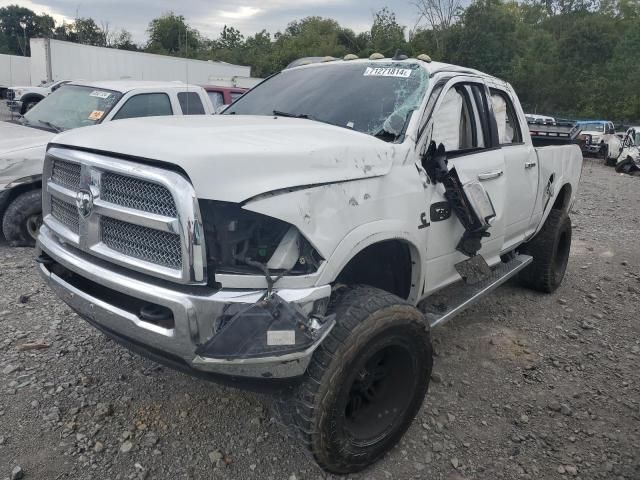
[90,90,112,99]
[363,67,412,78]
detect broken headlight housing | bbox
[198,200,323,277]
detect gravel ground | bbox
[1,158,639,480]
[0,101,17,122]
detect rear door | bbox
[423,77,506,292]
[489,85,539,250]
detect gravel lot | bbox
[0,101,17,123]
[1,158,639,480]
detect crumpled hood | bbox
[0,122,54,188]
[0,121,55,154]
[51,115,399,203]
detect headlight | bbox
[198,200,323,276]
[13,89,24,97]
[591,136,601,143]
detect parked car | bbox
[5,79,70,114]
[576,120,621,165]
[201,85,247,112]
[615,126,640,175]
[0,80,213,246]
[36,55,582,474]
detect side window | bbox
[112,93,173,120]
[431,83,488,154]
[207,91,225,110]
[178,92,206,115]
[230,92,244,103]
[490,89,522,145]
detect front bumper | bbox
[37,225,333,380]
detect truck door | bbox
[422,78,506,293]
[489,87,538,250]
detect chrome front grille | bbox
[102,172,178,217]
[6,90,15,100]
[51,197,79,234]
[101,217,182,269]
[42,148,207,284]
[51,159,81,191]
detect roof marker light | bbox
[369,53,384,60]
[344,54,359,61]
[417,54,432,63]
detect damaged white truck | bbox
[36,56,582,473]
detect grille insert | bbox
[101,216,182,269]
[51,197,79,234]
[101,173,177,217]
[51,160,81,191]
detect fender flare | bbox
[316,219,424,303]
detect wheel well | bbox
[21,94,44,104]
[551,183,571,212]
[335,240,413,300]
[0,181,42,220]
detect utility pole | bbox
[19,19,28,56]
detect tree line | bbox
[1,0,638,122]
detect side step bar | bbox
[423,254,533,328]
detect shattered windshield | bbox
[22,85,122,132]
[225,62,429,142]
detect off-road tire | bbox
[2,189,42,247]
[519,209,571,293]
[277,286,433,474]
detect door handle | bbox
[478,170,503,181]
[525,161,537,169]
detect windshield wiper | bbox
[273,110,313,120]
[35,119,63,133]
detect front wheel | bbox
[2,189,43,247]
[519,209,571,293]
[279,286,433,474]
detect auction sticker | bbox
[267,330,296,346]
[89,90,112,99]
[88,110,105,121]
[363,67,412,78]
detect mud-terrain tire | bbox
[519,209,571,293]
[2,189,42,247]
[278,286,433,474]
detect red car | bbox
[201,86,247,112]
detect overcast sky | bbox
[2,0,423,43]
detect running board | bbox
[423,254,533,328]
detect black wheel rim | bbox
[343,341,416,446]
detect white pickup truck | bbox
[36,56,582,473]
[6,80,70,114]
[0,80,213,246]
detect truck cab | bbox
[36,56,582,474]
[0,80,214,246]
[577,120,621,164]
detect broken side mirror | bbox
[422,141,449,184]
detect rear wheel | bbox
[519,209,571,293]
[2,189,42,247]
[278,286,433,473]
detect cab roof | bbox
[67,80,203,93]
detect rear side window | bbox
[490,89,522,144]
[112,93,173,120]
[207,91,225,110]
[178,92,205,115]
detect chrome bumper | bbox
[37,225,333,379]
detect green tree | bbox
[146,12,201,56]
[369,8,407,56]
[0,5,55,55]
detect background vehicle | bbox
[0,80,213,246]
[3,38,257,112]
[577,120,621,165]
[202,85,248,112]
[525,113,556,125]
[615,126,640,175]
[36,56,582,474]
[6,79,69,114]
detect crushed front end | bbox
[37,147,334,381]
